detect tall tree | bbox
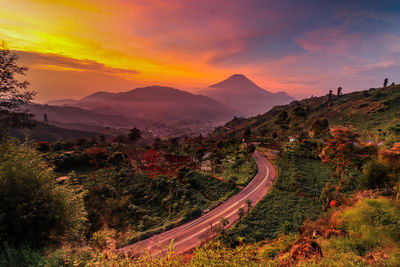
[384,78,389,88]
[320,129,360,179]
[0,42,35,140]
[337,87,342,96]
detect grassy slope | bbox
[213,84,400,141]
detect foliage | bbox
[0,243,43,267]
[0,42,35,140]
[0,140,87,248]
[320,129,360,177]
[360,159,389,189]
[310,118,329,137]
[128,127,142,143]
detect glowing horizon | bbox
[2,0,400,102]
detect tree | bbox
[337,87,342,96]
[219,217,229,236]
[0,140,87,248]
[360,160,388,189]
[246,199,252,213]
[275,110,288,125]
[128,127,142,144]
[0,42,36,140]
[384,78,389,88]
[153,137,164,150]
[311,118,329,137]
[238,207,245,220]
[128,127,142,154]
[328,90,333,101]
[320,129,360,179]
[290,106,306,119]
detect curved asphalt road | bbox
[119,151,276,255]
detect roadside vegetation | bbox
[3,43,400,266]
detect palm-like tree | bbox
[246,199,252,213]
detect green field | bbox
[225,156,332,243]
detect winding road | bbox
[119,151,276,255]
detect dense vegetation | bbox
[2,48,400,266]
[0,141,87,249]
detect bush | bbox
[51,140,74,151]
[35,141,49,152]
[53,151,90,171]
[0,140,87,248]
[360,160,388,189]
[0,243,43,267]
[106,152,125,165]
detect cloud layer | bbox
[2,0,400,101]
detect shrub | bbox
[53,151,90,171]
[106,152,125,165]
[359,160,388,189]
[51,140,74,151]
[0,243,43,267]
[35,141,50,152]
[0,140,87,248]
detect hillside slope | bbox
[213,84,400,141]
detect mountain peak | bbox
[209,74,260,90]
[203,74,295,116]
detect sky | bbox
[1,0,400,102]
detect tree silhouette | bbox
[337,87,342,96]
[328,90,333,101]
[384,78,388,88]
[0,42,36,140]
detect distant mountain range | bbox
[201,74,295,116]
[48,86,238,123]
[38,75,294,134]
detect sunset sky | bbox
[1,0,400,102]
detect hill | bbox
[201,74,295,117]
[25,103,146,130]
[213,84,400,141]
[50,86,240,124]
[9,121,109,142]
